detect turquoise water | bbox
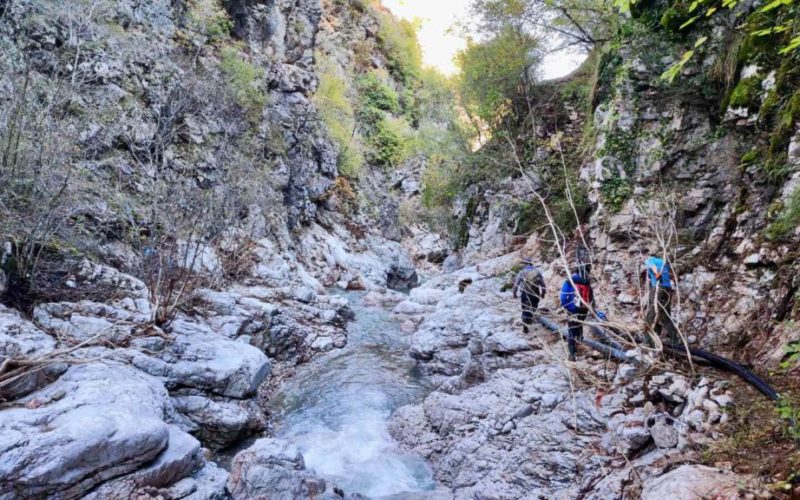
[268,292,435,497]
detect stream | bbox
[267,291,436,497]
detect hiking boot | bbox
[522,325,530,334]
[569,353,577,362]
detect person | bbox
[643,248,680,347]
[560,267,594,362]
[512,258,546,334]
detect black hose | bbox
[536,314,781,401]
[535,315,638,364]
[663,343,780,401]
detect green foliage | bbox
[728,74,763,109]
[660,4,692,33]
[415,68,458,122]
[516,189,590,237]
[776,396,800,440]
[658,0,799,82]
[766,187,800,240]
[781,341,800,371]
[187,0,232,43]
[314,62,364,178]
[470,0,618,48]
[421,155,460,208]
[219,47,266,121]
[600,175,633,212]
[740,148,759,164]
[375,10,422,83]
[367,117,412,168]
[356,72,401,114]
[661,35,708,83]
[599,128,637,174]
[456,27,538,128]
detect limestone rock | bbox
[0,305,64,399]
[0,363,173,499]
[172,395,267,450]
[227,438,329,500]
[642,465,763,499]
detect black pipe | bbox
[535,315,639,364]
[537,314,780,401]
[663,343,780,401]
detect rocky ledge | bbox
[384,251,770,499]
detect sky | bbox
[380,0,586,80]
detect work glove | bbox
[597,311,607,321]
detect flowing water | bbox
[267,291,436,497]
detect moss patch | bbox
[729,75,763,110]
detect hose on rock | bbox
[534,314,780,401]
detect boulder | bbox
[642,465,763,499]
[0,305,64,399]
[125,316,271,398]
[0,363,173,499]
[227,438,329,500]
[84,425,202,497]
[172,395,267,450]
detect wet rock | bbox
[172,395,266,450]
[393,300,432,315]
[227,438,330,500]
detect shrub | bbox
[728,75,762,109]
[357,72,400,113]
[601,175,633,212]
[659,4,692,34]
[314,61,364,178]
[187,0,232,44]
[766,187,800,240]
[367,116,411,168]
[219,46,266,122]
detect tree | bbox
[468,0,617,52]
[456,28,540,132]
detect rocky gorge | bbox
[1,0,799,498]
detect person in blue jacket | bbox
[560,267,603,361]
[643,248,679,347]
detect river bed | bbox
[267,291,436,497]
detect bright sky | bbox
[380,0,585,80]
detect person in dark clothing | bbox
[512,259,546,334]
[642,249,680,347]
[560,268,595,362]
